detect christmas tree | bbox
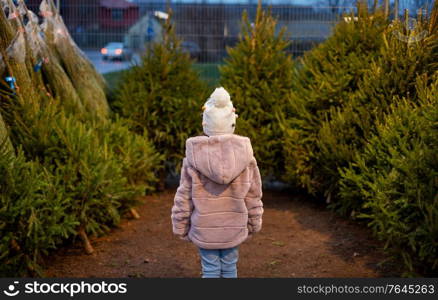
[220,1,294,178]
[114,10,207,177]
[339,75,438,275]
[318,2,438,210]
[0,0,162,275]
[280,3,388,195]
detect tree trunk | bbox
[78,226,94,254]
[0,113,13,154]
[130,208,140,219]
[157,168,166,191]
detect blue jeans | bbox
[198,247,239,278]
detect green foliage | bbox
[0,145,77,276]
[95,116,163,197]
[4,96,129,231]
[280,1,438,275]
[220,3,294,178]
[280,5,388,193]
[0,112,13,153]
[0,0,162,277]
[316,14,438,205]
[113,12,207,173]
[103,70,128,105]
[0,91,161,276]
[4,95,160,231]
[339,77,438,275]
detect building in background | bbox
[99,0,139,30]
[124,13,164,50]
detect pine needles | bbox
[0,0,162,276]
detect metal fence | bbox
[25,0,362,63]
[24,0,435,62]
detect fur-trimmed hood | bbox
[185,134,254,185]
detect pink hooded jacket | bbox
[171,134,263,249]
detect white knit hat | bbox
[202,87,237,136]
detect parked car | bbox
[101,42,132,61]
[181,41,201,61]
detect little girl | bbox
[171,87,263,278]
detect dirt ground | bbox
[45,190,398,278]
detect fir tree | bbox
[280,3,388,195]
[0,0,162,275]
[318,3,438,207]
[220,1,294,178]
[339,75,438,275]
[114,10,207,175]
[0,81,162,274]
[0,145,76,276]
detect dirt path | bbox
[45,190,397,278]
